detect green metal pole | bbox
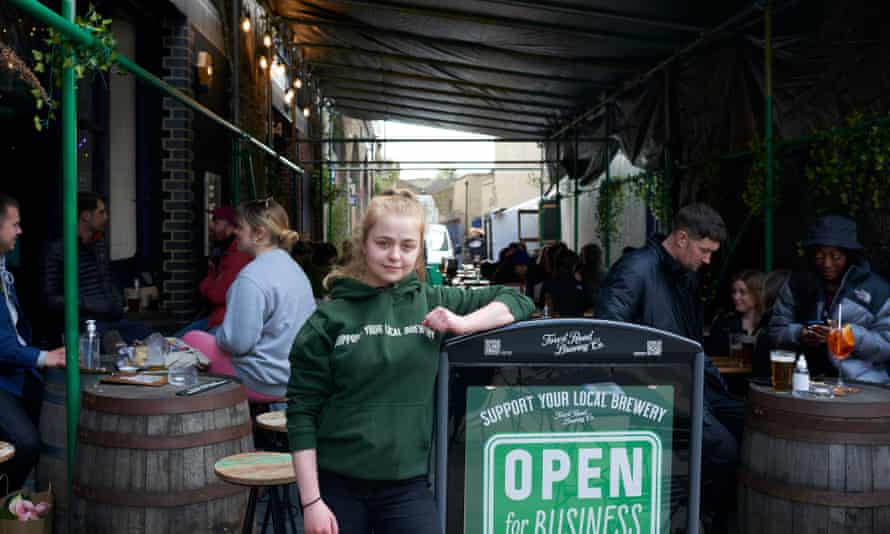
[573,130,579,252]
[664,146,673,228]
[603,109,612,266]
[764,0,774,272]
[60,0,80,527]
[8,0,302,175]
[328,165,334,242]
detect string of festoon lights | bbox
[239,2,312,118]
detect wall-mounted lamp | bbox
[303,107,310,118]
[293,78,302,89]
[241,16,251,32]
[196,50,214,88]
[259,56,268,70]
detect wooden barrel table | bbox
[739,383,890,533]
[37,368,103,534]
[73,376,254,533]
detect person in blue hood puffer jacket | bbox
[769,215,890,384]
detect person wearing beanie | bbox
[177,206,253,336]
[769,215,890,383]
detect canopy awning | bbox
[273,0,753,139]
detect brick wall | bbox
[160,19,197,322]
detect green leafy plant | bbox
[595,179,628,242]
[804,111,890,218]
[29,4,118,130]
[627,170,670,223]
[594,170,670,242]
[311,167,343,205]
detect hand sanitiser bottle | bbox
[792,354,810,397]
[79,319,100,370]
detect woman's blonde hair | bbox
[237,197,299,252]
[325,189,427,288]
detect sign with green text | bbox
[465,385,673,534]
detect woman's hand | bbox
[423,306,469,335]
[801,324,830,347]
[303,500,338,534]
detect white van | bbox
[425,224,455,266]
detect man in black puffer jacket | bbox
[596,203,741,532]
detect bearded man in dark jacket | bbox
[596,203,741,532]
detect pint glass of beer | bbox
[770,350,795,392]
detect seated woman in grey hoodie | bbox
[184,198,315,401]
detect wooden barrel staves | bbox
[738,383,890,533]
[73,378,254,533]
[37,369,103,534]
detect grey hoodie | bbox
[216,248,315,397]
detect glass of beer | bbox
[729,334,743,365]
[770,350,795,392]
[828,323,855,393]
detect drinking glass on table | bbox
[827,321,855,393]
[729,334,744,365]
[770,350,795,392]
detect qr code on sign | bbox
[484,339,501,356]
[646,340,663,356]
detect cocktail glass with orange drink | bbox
[827,322,855,394]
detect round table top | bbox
[214,452,296,486]
[83,375,246,416]
[256,410,287,433]
[0,441,14,464]
[749,381,890,417]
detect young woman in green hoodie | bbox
[287,189,535,534]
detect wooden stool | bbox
[256,410,286,434]
[0,441,14,464]
[215,452,299,534]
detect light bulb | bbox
[259,56,268,70]
[303,107,310,117]
[263,34,272,48]
[285,89,294,103]
[241,17,251,32]
[295,78,302,89]
[207,65,213,76]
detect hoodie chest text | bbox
[334,323,437,348]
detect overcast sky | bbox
[375,121,495,181]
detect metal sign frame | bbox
[435,318,704,534]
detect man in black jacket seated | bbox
[40,192,150,343]
[596,203,742,532]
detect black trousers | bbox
[0,379,43,492]
[701,379,745,530]
[319,470,443,534]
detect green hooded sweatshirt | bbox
[286,272,534,481]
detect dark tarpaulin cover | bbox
[273,0,749,140]
[273,0,888,189]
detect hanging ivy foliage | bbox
[594,170,671,242]
[29,4,119,130]
[804,111,890,218]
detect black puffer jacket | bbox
[41,237,124,322]
[597,233,730,399]
[769,261,890,384]
[596,234,703,341]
